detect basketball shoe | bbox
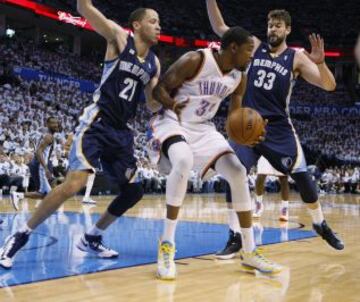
[313,221,344,250]
[0,232,30,269]
[77,234,119,258]
[157,240,176,280]
[240,248,283,274]
[215,230,242,260]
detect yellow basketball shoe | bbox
[240,248,283,274]
[157,240,176,280]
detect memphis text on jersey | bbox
[253,58,289,76]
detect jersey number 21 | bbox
[119,77,138,102]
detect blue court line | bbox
[0,212,316,288]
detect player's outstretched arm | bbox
[206,0,261,52]
[77,0,127,44]
[206,0,229,38]
[296,34,336,91]
[153,51,203,121]
[145,56,162,112]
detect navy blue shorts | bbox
[231,119,307,175]
[69,104,136,185]
[28,159,53,193]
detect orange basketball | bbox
[226,107,265,145]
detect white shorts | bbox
[147,114,233,178]
[257,156,285,177]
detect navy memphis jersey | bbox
[242,42,296,120]
[94,34,157,128]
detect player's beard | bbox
[267,34,285,47]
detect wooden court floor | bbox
[0,192,359,302]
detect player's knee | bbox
[226,162,248,187]
[62,178,85,196]
[291,172,318,203]
[108,182,144,217]
[256,174,266,184]
[171,153,193,176]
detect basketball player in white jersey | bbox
[254,156,290,221]
[148,27,282,280]
[10,117,60,210]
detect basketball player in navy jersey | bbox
[0,0,161,269]
[206,0,344,259]
[10,117,60,211]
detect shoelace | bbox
[160,244,174,269]
[225,236,235,247]
[322,224,337,239]
[253,249,277,266]
[90,238,108,250]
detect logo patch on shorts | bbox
[281,157,293,170]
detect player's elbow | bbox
[323,81,336,92]
[152,83,164,103]
[213,25,228,38]
[146,98,162,113]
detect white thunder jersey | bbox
[148,48,242,177]
[164,48,243,123]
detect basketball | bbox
[226,107,265,145]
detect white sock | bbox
[83,174,95,200]
[83,206,93,229]
[227,209,241,234]
[20,224,33,234]
[308,205,324,225]
[87,225,104,236]
[281,200,289,208]
[241,227,256,253]
[255,194,263,203]
[162,218,178,244]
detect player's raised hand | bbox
[172,99,189,124]
[304,33,325,65]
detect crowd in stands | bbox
[0,36,102,82]
[0,74,358,195]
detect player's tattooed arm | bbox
[145,56,163,113]
[77,0,128,50]
[153,51,203,122]
[206,0,261,53]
